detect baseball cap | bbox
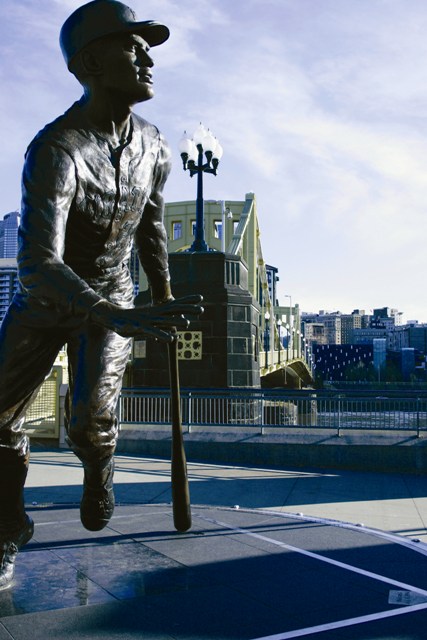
[60,0,170,67]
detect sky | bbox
[1,0,427,322]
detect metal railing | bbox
[24,366,62,438]
[119,388,427,437]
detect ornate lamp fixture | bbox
[179,124,223,252]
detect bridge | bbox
[162,192,314,389]
[23,192,315,442]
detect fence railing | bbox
[119,388,427,437]
[24,366,62,438]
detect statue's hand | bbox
[90,295,203,341]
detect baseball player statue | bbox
[0,0,202,589]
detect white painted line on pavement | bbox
[249,601,427,639]
[254,508,427,557]
[196,513,427,639]
[196,514,427,597]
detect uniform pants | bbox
[0,288,132,463]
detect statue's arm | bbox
[134,132,173,304]
[18,141,103,317]
[18,137,202,338]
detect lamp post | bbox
[277,318,282,365]
[284,294,292,359]
[264,311,270,369]
[179,124,223,252]
[306,346,312,374]
[221,201,233,253]
[206,199,233,251]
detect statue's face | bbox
[97,32,155,104]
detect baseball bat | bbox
[167,336,192,532]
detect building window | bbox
[172,221,182,240]
[191,221,196,236]
[214,221,222,240]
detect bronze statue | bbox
[0,0,202,589]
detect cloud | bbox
[1,0,427,320]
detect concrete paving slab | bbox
[1,504,427,639]
[0,446,425,639]
[25,449,427,542]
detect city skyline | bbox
[1,205,423,325]
[1,0,427,322]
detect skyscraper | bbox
[0,211,20,258]
[0,259,18,322]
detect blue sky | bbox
[1,0,427,322]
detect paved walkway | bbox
[0,447,426,639]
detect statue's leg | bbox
[0,450,33,590]
[0,303,64,588]
[65,320,131,531]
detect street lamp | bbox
[221,201,233,252]
[285,323,290,362]
[277,318,282,365]
[206,199,233,251]
[179,124,223,252]
[283,294,293,359]
[264,311,270,368]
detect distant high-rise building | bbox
[265,264,279,307]
[0,211,20,258]
[312,343,373,381]
[373,338,387,375]
[400,348,416,381]
[372,307,403,328]
[302,311,342,345]
[303,322,328,345]
[0,259,18,322]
